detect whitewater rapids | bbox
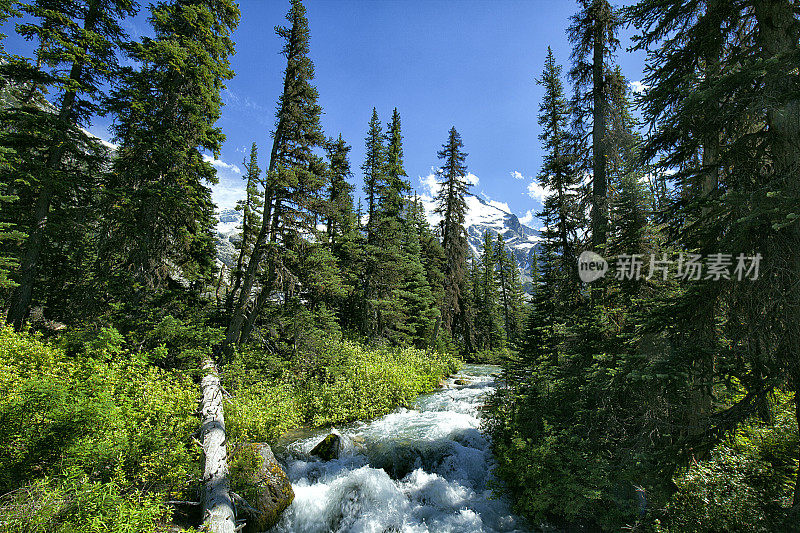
[269,364,530,533]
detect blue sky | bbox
[3,0,648,228]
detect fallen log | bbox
[200,357,236,533]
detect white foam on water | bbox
[271,366,529,533]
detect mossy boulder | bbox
[231,443,294,532]
[310,433,342,461]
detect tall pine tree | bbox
[569,0,620,254]
[226,142,264,314]
[221,0,324,358]
[434,127,471,339]
[3,0,136,329]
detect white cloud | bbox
[630,80,650,94]
[419,171,440,198]
[520,209,536,225]
[514,169,551,204]
[223,88,268,113]
[527,181,551,203]
[416,173,442,226]
[211,182,246,211]
[418,170,478,196]
[203,154,241,174]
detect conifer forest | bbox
[0,1,798,532]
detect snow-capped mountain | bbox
[214,193,541,279]
[215,208,241,267]
[417,193,541,280]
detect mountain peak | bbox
[417,191,541,280]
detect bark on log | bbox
[200,358,236,533]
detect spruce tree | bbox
[496,234,525,344]
[474,231,504,351]
[569,0,620,254]
[505,253,527,343]
[101,0,238,310]
[323,135,364,332]
[357,109,386,336]
[0,1,24,291]
[226,142,264,313]
[627,0,800,508]
[394,210,438,347]
[458,256,479,354]
[384,108,409,223]
[3,0,136,329]
[362,108,387,243]
[410,194,446,345]
[434,127,471,337]
[221,0,324,357]
[0,189,24,289]
[537,46,583,304]
[324,134,354,247]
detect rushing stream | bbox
[269,364,530,533]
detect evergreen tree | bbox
[221,0,324,358]
[569,0,620,254]
[383,108,409,223]
[372,109,414,341]
[394,209,438,347]
[627,0,800,508]
[536,46,583,304]
[357,108,387,336]
[474,231,504,351]
[323,135,364,332]
[3,0,136,329]
[458,256,479,354]
[101,0,238,311]
[362,108,387,243]
[0,187,24,289]
[324,134,354,247]
[434,127,470,337]
[409,194,446,345]
[0,1,24,291]
[496,234,525,344]
[226,142,263,313]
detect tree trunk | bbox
[6,2,100,330]
[200,357,235,533]
[7,182,53,330]
[591,14,607,254]
[220,194,273,359]
[753,0,800,508]
[240,266,277,346]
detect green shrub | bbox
[657,390,798,532]
[0,326,200,532]
[0,326,459,531]
[658,447,772,533]
[142,315,223,369]
[225,339,460,442]
[226,380,304,443]
[0,476,171,533]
